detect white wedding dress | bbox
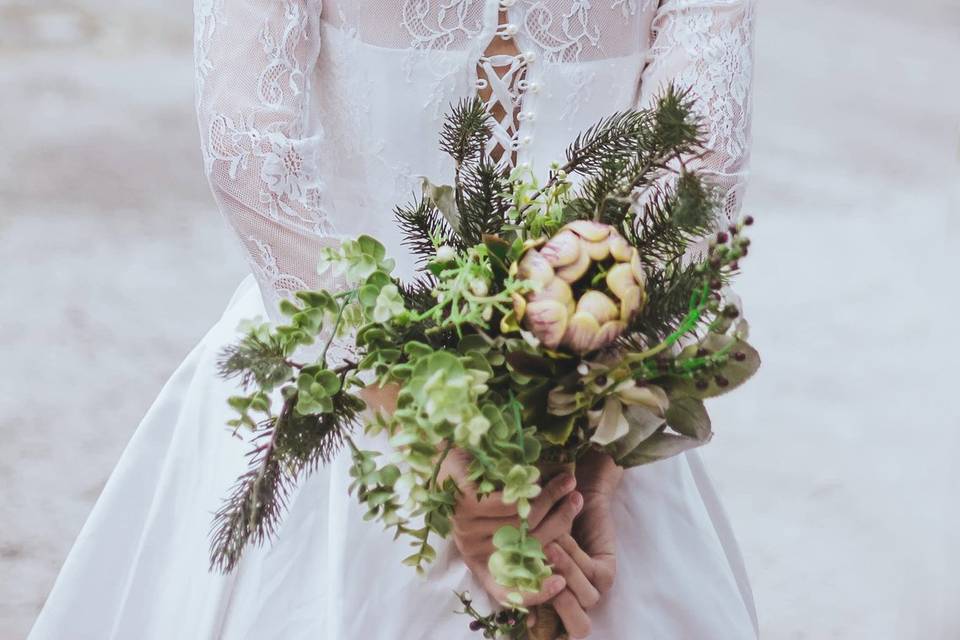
[29,1,759,638]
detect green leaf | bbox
[618,431,703,468]
[493,525,521,548]
[539,413,577,446]
[608,405,666,462]
[664,396,711,441]
[403,341,434,359]
[679,337,761,399]
[420,177,460,230]
[457,334,491,355]
[315,370,342,396]
[505,350,555,378]
[357,235,387,261]
[483,234,511,277]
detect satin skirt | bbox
[28,276,758,640]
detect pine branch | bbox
[457,160,509,245]
[396,275,438,314]
[563,110,652,176]
[209,398,295,573]
[439,96,491,167]
[620,261,706,347]
[558,84,707,228]
[647,84,702,157]
[395,197,461,264]
[627,172,717,265]
[566,156,634,225]
[209,390,362,573]
[217,331,292,391]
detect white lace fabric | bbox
[193,0,756,319]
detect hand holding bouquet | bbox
[211,85,760,639]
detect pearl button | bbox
[522,136,532,145]
[523,50,536,63]
[500,0,516,6]
[528,81,541,93]
[503,23,518,36]
[520,111,536,122]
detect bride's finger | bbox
[552,589,592,639]
[481,573,567,608]
[558,534,616,594]
[556,534,595,575]
[527,472,577,529]
[545,543,600,610]
[531,492,583,545]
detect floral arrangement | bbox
[210,86,760,639]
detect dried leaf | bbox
[617,430,704,468]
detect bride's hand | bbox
[569,449,622,598]
[358,382,400,417]
[442,448,584,608]
[530,451,623,637]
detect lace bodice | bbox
[193,0,756,318]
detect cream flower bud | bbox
[435,245,456,262]
[469,278,489,297]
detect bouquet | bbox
[211,85,760,639]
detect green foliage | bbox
[210,389,363,573]
[211,85,762,622]
[626,172,717,264]
[395,197,461,264]
[562,109,653,176]
[456,160,510,246]
[217,324,291,392]
[438,96,491,168]
[488,525,552,605]
[623,260,705,346]
[295,366,341,414]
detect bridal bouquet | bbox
[211,86,760,639]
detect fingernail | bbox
[570,491,583,512]
[562,474,576,491]
[546,575,565,593]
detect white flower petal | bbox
[590,397,630,445]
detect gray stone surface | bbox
[1,1,959,638]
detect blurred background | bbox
[1,0,958,638]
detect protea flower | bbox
[513,221,647,354]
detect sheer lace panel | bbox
[194,0,343,318]
[321,1,646,60]
[639,0,756,226]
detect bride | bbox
[29,1,758,638]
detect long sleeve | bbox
[194,0,340,319]
[639,0,757,226]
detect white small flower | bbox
[435,245,457,262]
[469,278,489,297]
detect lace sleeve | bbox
[639,0,757,226]
[194,0,340,319]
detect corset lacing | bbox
[474,1,536,168]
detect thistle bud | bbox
[513,221,647,354]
